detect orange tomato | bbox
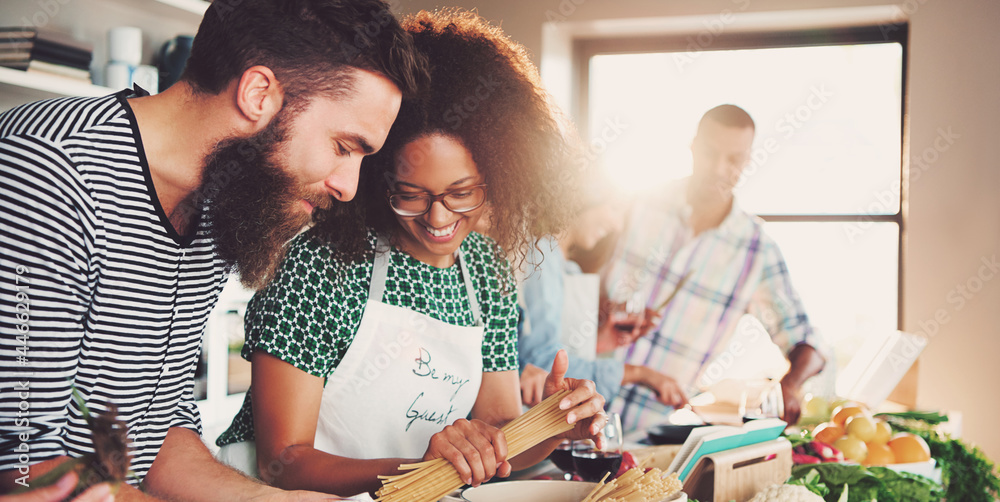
[834,436,868,463]
[846,415,877,442]
[832,405,868,427]
[864,442,896,466]
[872,421,893,444]
[888,433,931,463]
[813,422,845,445]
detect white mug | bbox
[105,61,133,90]
[108,26,142,66]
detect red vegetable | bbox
[809,441,845,462]
[614,451,639,478]
[793,453,822,465]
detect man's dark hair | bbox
[698,104,755,132]
[181,0,428,109]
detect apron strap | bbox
[369,233,483,327]
[456,249,483,327]
[369,233,393,302]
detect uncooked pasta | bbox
[375,389,576,502]
[580,464,682,502]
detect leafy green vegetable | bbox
[788,469,831,497]
[789,463,943,502]
[836,484,849,502]
[881,415,1000,501]
[786,427,814,449]
[875,410,949,425]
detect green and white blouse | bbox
[216,229,519,446]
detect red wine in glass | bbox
[549,441,592,478]
[613,320,637,332]
[572,450,623,482]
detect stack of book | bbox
[1,27,93,83]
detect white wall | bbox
[392,0,1000,461]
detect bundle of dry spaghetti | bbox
[580,465,682,502]
[375,389,575,502]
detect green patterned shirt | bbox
[216,229,518,446]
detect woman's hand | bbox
[519,363,548,406]
[422,419,511,487]
[542,350,608,447]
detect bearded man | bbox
[0,0,427,500]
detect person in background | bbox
[602,104,828,433]
[0,0,426,499]
[517,194,656,407]
[214,10,605,499]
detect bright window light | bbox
[588,43,902,215]
[587,40,904,386]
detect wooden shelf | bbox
[0,66,113,101]
[148,0,209,17]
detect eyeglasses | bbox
[387,184,487,217]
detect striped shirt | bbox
[0,91,228,483]
[603,179,824,432]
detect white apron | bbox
[557,273,600,361]
[219,235,485,489]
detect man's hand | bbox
[0,472,113,502]
[627,365,688,407]
[779,381,802,425]
[519,364,548,407]
[779,344,826,425]
[543,350,608,447]
[422,419,511,487]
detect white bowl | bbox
[884,458,941,484]
[460,480,687,502]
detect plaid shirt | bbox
[603,179,822,432]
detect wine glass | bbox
[609,292,645,343]
[740,379,785,422]
[548,440,592,480]
[572,412,624,482]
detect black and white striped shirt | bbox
[0,90,228,483]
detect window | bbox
[579,25,906,392]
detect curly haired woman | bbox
[215,9,607,498]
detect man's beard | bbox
[199,111,330,290]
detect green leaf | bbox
[837,483,849,502]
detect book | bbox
[0,27,93,53]
[667,417,787,482]
[0,59,92,83]
[0,27,93,70]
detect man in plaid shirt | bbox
[602,105,828,433]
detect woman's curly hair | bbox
[311,8,582,269]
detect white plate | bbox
[884,458,942,484]
[460,480,686,502]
